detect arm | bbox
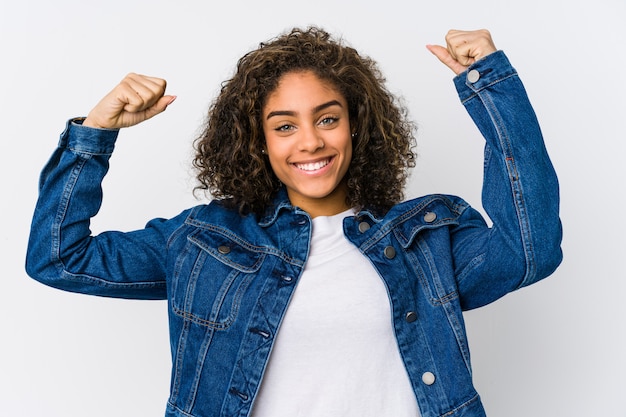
[429,30,563,309]
[25,75,180,299]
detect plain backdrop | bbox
[1,0,625,416]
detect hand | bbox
[83,73,176,129]
[426,29,497,75]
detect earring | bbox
[351,132,357,139]
[261,149,267,155]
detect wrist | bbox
[82,115,103,129]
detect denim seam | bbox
[455,253,486,285]
[171,250,250,330]
[415,235,459,306]
[185,220,304,268]
[51,155,87,273]
[184,324,216,413]
[440,392,481,417]
[441,300,472,373]
[171,274,255,330]
[415,236,470,371]
[188,235,265,273]
[475,80,536,287]
[460,72,517,105]
[67,147,113,157]
[169,318,191,403]
[171,241,192,310]
[166,401,195,417]
[360,195,463,252]
[404,249,438,306]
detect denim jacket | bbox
[26,51,562,417]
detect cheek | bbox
[265,137,282,162]
[344,147,353,175]
[265,142,289,178]
[342,135,354,165]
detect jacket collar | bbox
[257,186,389,227]
[257,187,296,227]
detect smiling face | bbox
[262,70,353,218]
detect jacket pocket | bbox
[171,228,265,330]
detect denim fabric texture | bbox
[26,51,562,417]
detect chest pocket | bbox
[171,228,265,330]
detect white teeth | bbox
[295,159,330,171]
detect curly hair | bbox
[193,26,416,215]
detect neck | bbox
[287,183,351,219]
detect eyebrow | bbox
[265,100,343,120]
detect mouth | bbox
[293,157,333,172]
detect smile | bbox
[294,157,332,172]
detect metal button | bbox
[217,245,231,254]
[467,69,480,83]
[358,221,371,233]
[422,372,436,386]
[405,311,418,323]
[383,246,396,259]
[424,212,437,223]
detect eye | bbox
[275,123,294,132]
[319,116,339,127]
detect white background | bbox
[1,0,625,416]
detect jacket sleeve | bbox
[450,51,563,310]
[25,119,184,299]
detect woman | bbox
[26,27,562,417]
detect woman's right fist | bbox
[83,73,176,129]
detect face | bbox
[262,71,353,218]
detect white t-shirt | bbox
[251,210,421,417]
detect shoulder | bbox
[356,194,476,226]
[393,194,470,217]
[143,200,246,238]
[382,194,486,245]
[179,199,258,229]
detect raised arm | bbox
[25,74,181,299]
[429,30,562,309]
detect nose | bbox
[297,125,324,152]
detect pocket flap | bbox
[188,229,265,273]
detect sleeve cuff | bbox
[57,117,120,155]
[453,50,518,102]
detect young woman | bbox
[26,27,562,417]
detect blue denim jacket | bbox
[26,51,562,417]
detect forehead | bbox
[263,70,345,110]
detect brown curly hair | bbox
[193,26,416,215]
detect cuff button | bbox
[468,69,480,83]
